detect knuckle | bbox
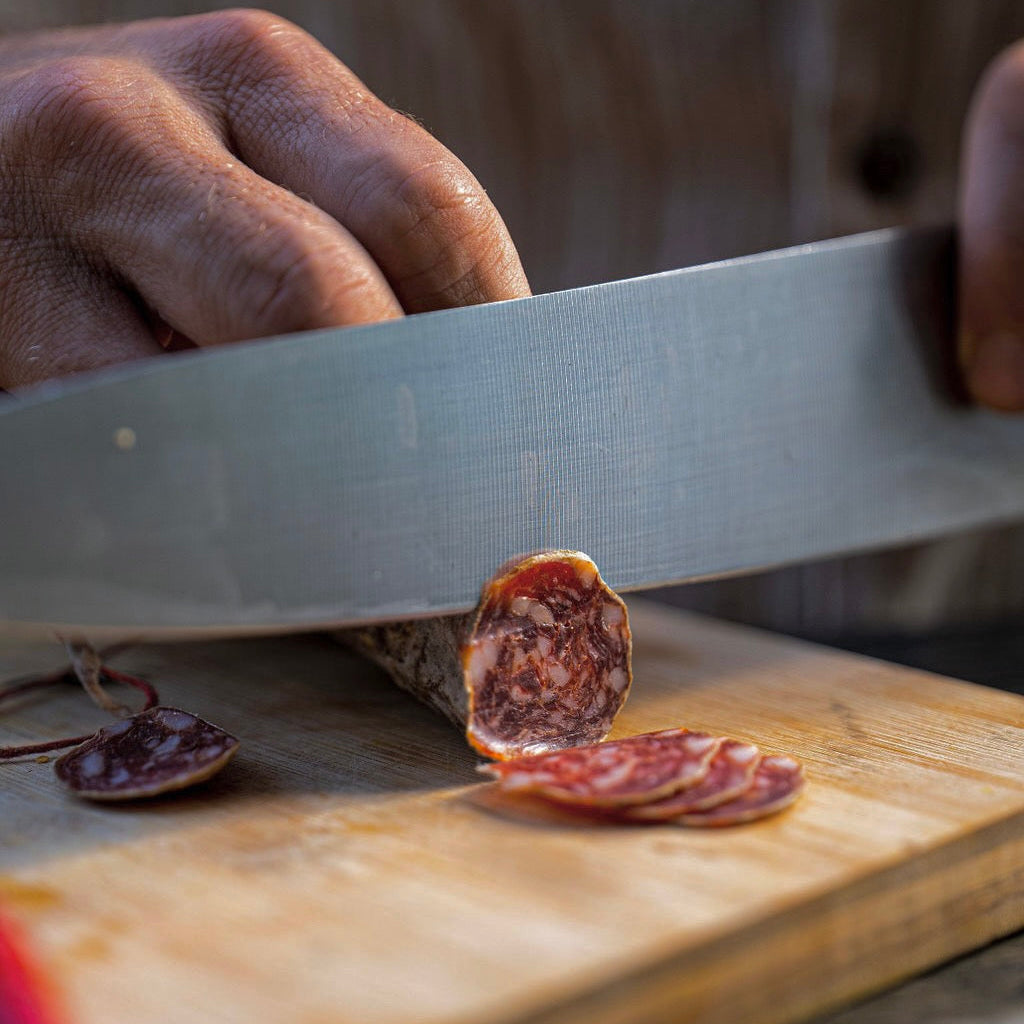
[10,56,133,143]
[243,244,324,334]
[382,156,517,307]
[396,159,496,236]
[3,56,164,183]
[198,7,290,50]
[191,7,311,86]
[393,159,501,258]
[230,225,378,336]
[0,56,192,245]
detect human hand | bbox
[959,42,1024,410]
[0,9,529,388]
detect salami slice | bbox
[674,754,804,827]
[620,738,761,821]
[339,551,632,759]
[53,706,239,801]
[479,728,721,807]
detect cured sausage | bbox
[483,732,805,827]
[54,706,239,801]
[339,551,632,759]
[621,738,761,821]
[478,728,721,806]
[675,754,805,827]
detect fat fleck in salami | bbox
[54,707,239,801]
[479,729,721,806]
[339,551,632,759]
[675,754,804,827]
[620,738,761,821]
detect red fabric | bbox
[0,912,64,1024]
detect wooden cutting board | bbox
[1,600,1023,1024]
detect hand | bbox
[0,9,529,388]
[960,42,1024,410]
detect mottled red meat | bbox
[479,728,721,806]
[54,706,239,801]
[676,754,805,826]
[463,551,632,758]
[339,550,632,759]
[622,738,761,820]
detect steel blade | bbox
[1,226,1022,636]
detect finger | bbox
[959,42,1024,410]
[104,156,405,346]
[0,244,162,390]
[163,10,530,313]
[17,55,402,347]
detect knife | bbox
[1,225,1022,638]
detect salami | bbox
[339,551,632,759]
[620,738,761,821]
[478,728,721,806]
[482,731,805,827]
[675,754,805,827]
[53,707,239,801]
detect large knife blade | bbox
[1,226,1022,637]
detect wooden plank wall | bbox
[3,0,1024,636]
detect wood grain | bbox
[1,601,1023,1024]
[820,929,1024,1023]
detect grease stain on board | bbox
[0,877,62,911]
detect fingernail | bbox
[965,331,1024,410]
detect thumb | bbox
[960,42,1024,411]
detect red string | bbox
[0,662,160,761]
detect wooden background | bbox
[3,0,1024,638]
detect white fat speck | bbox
[499,773,532,791]
[574,564,597,588]
[528,602,555,627]
[687,735,717,754]
[608,668,628,693]
[732,744,759,763]
[767,755,798,771]
[103,719,133,737]
[546,663,570,687]
[465,640,499,684]
[109,767,131,786]
[601,602,624,630]
[508,595,532,617]
[154,735,181,756]
[591,761,634,790]
[536,636,552,658]
[78,751,106,778]
[157,710,196,732]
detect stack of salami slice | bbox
[480,728,804,827]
